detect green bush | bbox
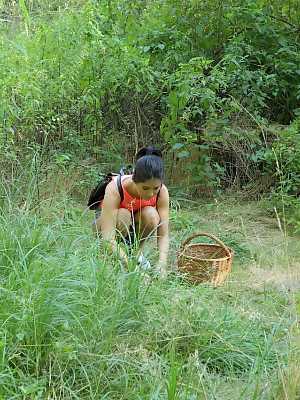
[261,118,300,231]
[1,0,300,192]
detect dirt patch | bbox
[248,265,300,291]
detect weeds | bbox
[0,170,298,399]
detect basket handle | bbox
[181,232,231,258]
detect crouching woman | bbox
[94,146,169,276]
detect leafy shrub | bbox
[1,0,300,193]
[261,118,300,231]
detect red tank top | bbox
[114,175,157,212]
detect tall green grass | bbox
[0,169,298,399]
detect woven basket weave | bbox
[177,233,233,286]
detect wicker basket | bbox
[177,233,233,286]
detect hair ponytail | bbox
[135,146,162,161]
[133,146,164,183]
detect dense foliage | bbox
[0,0,300,208]
[0,3,300,397]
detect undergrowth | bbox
[0,171,299,399]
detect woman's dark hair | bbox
[133,146,164,183]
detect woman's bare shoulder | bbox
[160,184,169,196]
[105,179,120,198]
[157,184,169,207]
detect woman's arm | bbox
[100,181,128,263]
[157,185,169,273]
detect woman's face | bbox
[135,178,162,200]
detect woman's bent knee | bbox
[116,208,132,235]
[141,206,160,226]
[136,207,160,237]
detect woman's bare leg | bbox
[93,208,133,238]
[134,206,160,249]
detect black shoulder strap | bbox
[117,174,124,202]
